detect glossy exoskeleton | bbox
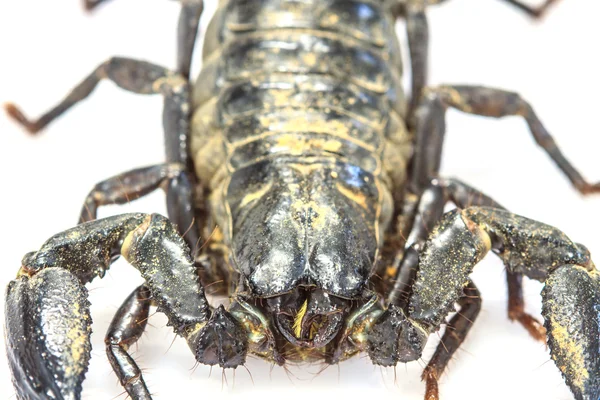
[4,1,600,399]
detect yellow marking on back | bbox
[293,298,309,338]
[287,162,323,176]
[303,52,318,67]
[273,134,344,156]
[336,182,369,210]
[239,181,273,208]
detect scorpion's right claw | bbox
[4,103,42,134]
[543,265,600,400]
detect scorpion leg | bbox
[500,0,560,18]
[385,183,446,309]
[105,285,153,400]
[421,281,481,400]
[403,0,429,121]
[78,163,199,254]
[399,0,556,122]
[82,0,112,11]
[5,213,249,399]
[397,207,599,400]
[5,57,203,252]
[506,271,546,341]
[177,0,203,80]
[419,0,559,18]
[386,180,493,307]
[78,0,203,77]
[409,85,599,195]
[4,58,190,165]
[77,163,233,295]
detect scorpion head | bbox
[214,161,403,361]
[184,289,353,366]
[184,292,429,367]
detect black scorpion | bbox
[4,1,600,399]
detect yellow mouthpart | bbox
[293,298,309,338]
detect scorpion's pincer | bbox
[185,305,249,369]
[366,304,428,366]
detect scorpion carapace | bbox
[194,0,406,299]
[4,0,600,399]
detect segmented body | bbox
[191,0,412,298]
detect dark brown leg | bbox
[409,85,599,195]
[422,0,559,17]
[405,0,429,122]
[79,164,185,223]
[78,0,203,79]
[387,178,499,309]
[5,57,190,166]
[79,163,199,255]
[400,0,558,123]
[422,281,482,400]
[177,0,204,80]
[385,184,446,309]
[507,271,546,343]
[5,57,202,253]
[83,0,112,11]
[501,0,560,18]
[105,285,153,400]
[406,178,502,248]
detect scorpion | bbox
[3,0,600,399]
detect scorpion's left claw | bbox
[543,265,600,400]
[5,267,92,400]
[187,305,248,369]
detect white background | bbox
[0,1,599,399]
